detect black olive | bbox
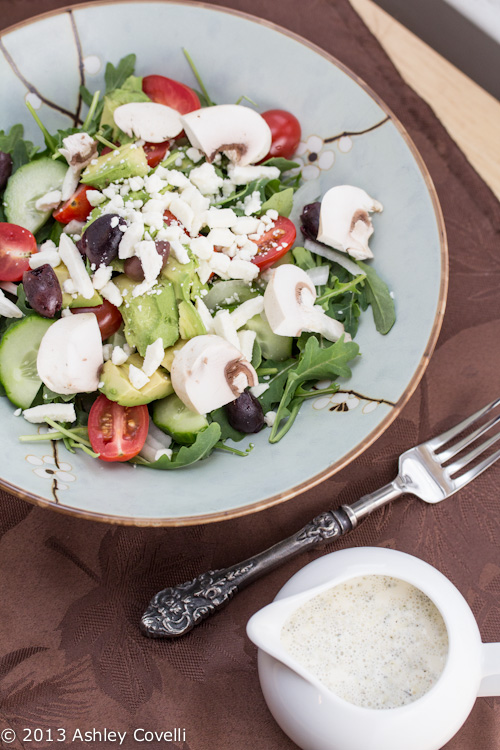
[124,240,170,281]
[23,264,62,318]
[0,151,13,191]
[300,201,321,240]
[225,391,265,433]
[80,213,127,267]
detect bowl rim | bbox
[0,0,448,527]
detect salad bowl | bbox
[0,1,447,525]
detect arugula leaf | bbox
[134,423,221,469]
[292,246,317,271]
[210,408,246,442]
[269,336,359,443]
[256,358,296,413]
[261,157,300,172]
[260,187,294,217]
[104,54,137,93]
[0,124,38,171]
[357,260,395,335]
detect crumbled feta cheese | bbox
[196,261,213,285]
[242,191,262,216]
[213,309,240,349]
[162,169,190,188]
[194,297,214,333]
[102,343,113,361]
[62,220,85,235]
[60,308,72,317]
[189,235,214,261]
[266,208,279,221]
[13,408,22,417]
[169,196,194,233]
[118,221,144,259]
[142,338,164,377]
[142,211,164,230]
[29,249,61,270]
[123,343,135,356]
[92,265,113,291]
[62,278,76,294]
[230,296,265,329]
[110,216,120,229]
[237,329,256,362]
[100,281,123,307]
[35,189,62,212]
[207,228,236,247]
[189,162,224,195]
[58,234,96,298]
[250,383,269,398]
[236,240,259,261]
[226,258,259,282]
[186,146,203,163]
[204,207,238,229]
[169,240,190,265]
[87,189,106,207]
[129,363,150,390]
[264,410,277,427]
[208,252,231,276]
[111,346,129,366]
[144,173,167,195]
[228,164,280,185]
[128,175,145,191]
[230,216,261,235]
[135,240,163,284]
[23,403,77,424]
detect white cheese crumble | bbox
[129,363,150,390]
[264,410,277,427]
[29,249,61,270]
[23,403,77,424]
[142,338,164,377]
[250,383,269,398]
[111,346,129,366]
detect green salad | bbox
[0,53,395,470]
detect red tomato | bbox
[70,299,122,340]
[0,222,38,282]
[144,140,171,168]
[261,110,301,160]
[53,184,93,224]
[88,395,149,462]
[142,75,200,114]
[251,216,297,271]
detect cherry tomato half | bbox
[144,140,171,168]
[53,184,93,224]
[70,299,123,340]
[142,75,201,115]
[251,216,297,271]
[0,222,38,282]
[261,110,301,161]
[88,394,149,462]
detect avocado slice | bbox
[53,262,103,308]
[80,143,149,190]
[245,311,292,361]
[161,339,187,371]
[114,274,179,356]
[153,393,209,445]
[178,300,206,340]
[161,255,208,303]
[99,353,173,406]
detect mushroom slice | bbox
[180,105,272,166]
[317,185,383,261]
[113,102,183,143]
[37,313,103,395]
[170,334,258,414]
[264,264,350,342]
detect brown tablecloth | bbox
[1,1,500,748]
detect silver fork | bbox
[141,397,500,638]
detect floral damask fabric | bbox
[1,0,500,748]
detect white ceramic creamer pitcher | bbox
[247,548,500,750]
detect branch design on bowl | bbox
[25,443,76,503]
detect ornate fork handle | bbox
[141,508,353,638]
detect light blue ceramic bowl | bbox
[0,2,447,525]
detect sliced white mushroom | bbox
[264,264,350,342]
[170,334,258,414]
[0,289,23,318]
[180,105,272,166]
[37,313,103,395]
[317,185,383,260]
[113,102,183,143]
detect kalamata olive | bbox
[225,390,265,433]
[22,264,62,318]
[80,213,127,267]
[300,201,321,240]
[0,151,13,191]
[124,240,170,282]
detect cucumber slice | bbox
[153,394,209,445]
[0,315,54,409]
[3,158,68,233]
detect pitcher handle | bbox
[478,643,500,697]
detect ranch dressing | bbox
[280,575,449,710]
